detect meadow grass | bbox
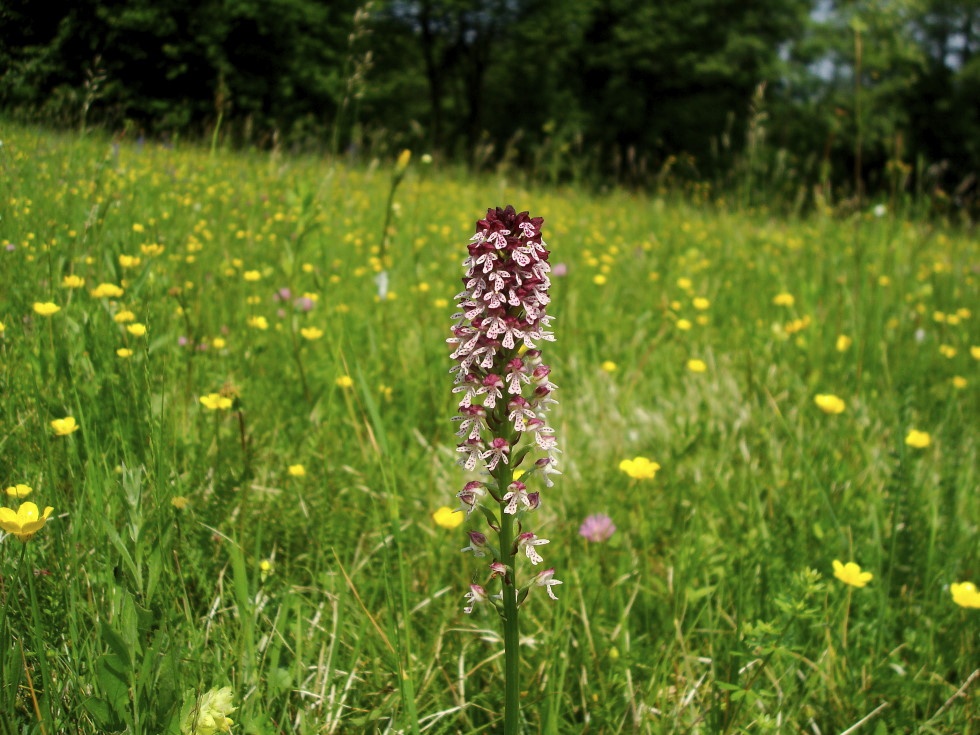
[0,123,977,734]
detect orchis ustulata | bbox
[448,205,562,733]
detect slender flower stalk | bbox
[448,206,562,733]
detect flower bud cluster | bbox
[448,206,562,611]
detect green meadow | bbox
[0,125,978,734]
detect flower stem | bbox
[495,464,521,735]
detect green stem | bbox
[495,464,521,735]
[24,545,55,728]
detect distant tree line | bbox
[2,0,978,207]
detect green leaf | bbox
[95,653,133,728]
[99,622,132,670]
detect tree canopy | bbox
[2,0,978,205]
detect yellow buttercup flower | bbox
[126,323,147,336]
[113,310,136,323]
[601,361,617,372]
[832,560,873,588]
[62,274,85,288]
[51,416,79,435]
[619,457,660,480]
[243,270,262,281]
[288,464,306,477]
[814,394,846,414]
[300,327,323,340]
[692,297,710,310]
[952,376,967,389]
[773,292,795,307]
[971,346,980,360]
[951,582,980,609]
[5,484,33,498]
[141,243,165,256]
[676,318,692,331]
[592,274,607,285]
[905,429,930,449]
[200,393,233,410]
[0,502,54,542]
[90,283,125,298]
[116,348,133,358]
[336,375,354,388]
[835,335,852,352]
[247,316,268,330]
[212,337,227,349]
[118,254,141,268]
[33,302,61,316]
[687,359,707,373]
[432,506,463,529]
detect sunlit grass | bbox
[0,123,977,733]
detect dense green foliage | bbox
[0,124,978,733]
[2,0,979,206]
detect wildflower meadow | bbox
[1,124,979,734]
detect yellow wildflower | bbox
[601,361,617,372]
[91,283,125,298]
[593,274,607,285]
[336,375,354,388]
[905,429,931,449]
[432,506,463,529]
[33,302,61,316]
[141,243,165,256]
[619,457,660,480]
[951,582,980,609]
[171,496,190,510]
[832,560,873,588]
[773,292,795,307]
[692,297,710,310]
[952,376,967,389]
[200,393,233,410]
[687,359,707,373]
[62,274,85,288]
[939,344,957,359]
[288,464,306,477]
[114,310,136,323]
[126,323,147,336]
[0,502,54,542]
[300,327,323,340]
[396,149,412,173]
[116,348,133,358]
[972,346,980,360]
[51,417,79,435]
[836,335,852,352]
[180,687,236,735]
[247,316,268,330]
[243,270,261,281]
[119,255,142,268]
[5,484,33,498]
[676,318,692,331]
[814,394,846,414]
[212,337,227,349]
